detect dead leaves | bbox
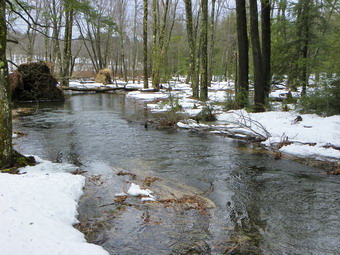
[143,176,161,187]
[116,171,136,179]
[158,195,209,215]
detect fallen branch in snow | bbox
[62,86,137,92]
[231,110,271,139]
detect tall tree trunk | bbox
[151,0,159,89]
[261,0,271,97]
[249,0,265,112]
[0,0,12,168]
[132,0,138,83]
[143,0,149,88]
[184,0,198,98]
[208,0,216,87]
[299,0,311,96]
[199,0,208,101]
[61,2,74,87]
[235,0,249,108]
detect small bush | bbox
[195,105,217,122]
[299,79,340,116]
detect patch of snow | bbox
[141,197,156,202]
[280,144,340,160]
[114,192,127,197]
[0,159,109,255]
[127,183,154,199]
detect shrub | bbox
[299,79,340,116]
[195,105,217,122]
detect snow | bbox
[0,157,109,255]
[126,80,340,162]
[127,183,156,201]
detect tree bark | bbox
[208,0,216,87]
[61,1,74,87]
[235,0,249,108]
[261,0,271,98]
[184,0,198,98]
[0,0,13,168]
[143,0,149,88]
[249,0,265,112]
[199,0,208,101]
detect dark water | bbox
[14,94,340,255]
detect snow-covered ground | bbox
[124,80,340,162]
[0,156,109,255]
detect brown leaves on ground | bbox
[274,151,282,160]
[158,195,209,215]
[114,195,128,204]
[71,169,87,175]
[74,220,107,243]
[89,175,104,185]
[143,176,161,187]
[330,163,340,175]
[116,171,136,179]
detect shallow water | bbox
[14,93,340,255]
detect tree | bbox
[261,0,271,97]
[199,0,208,101]
[235,0,249,108]
[143,0,148,88]
[0,0,13,168]
[184,0,199,98]
[61,0,74,87]
[151,0,177,89]
[249,0,266,112]
[296,0,312,96]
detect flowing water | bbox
[14,93,340,255]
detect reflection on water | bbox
[14,94,340,254]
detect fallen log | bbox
[61,86,138,92]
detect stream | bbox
[14,93,340,255]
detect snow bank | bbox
[0,158,108,255]
[126,80,340,161]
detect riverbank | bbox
[0,156,109,255]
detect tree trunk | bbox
[261,0,271,98]
[143,0,149,88]
[298,0,311,96]
[199,0,208,101]
[61,2,74,87]
[208,0,216,87]
[132,0,138,83]
[235,0,249,108]
[0,0,13,168]
[151,0,159,89]
[184,0,198,98]
[249,0,265,112]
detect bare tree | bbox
[199,0,208,101]
[0,0,12,168]
[184,0,199,98]
[143,0,149,88]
